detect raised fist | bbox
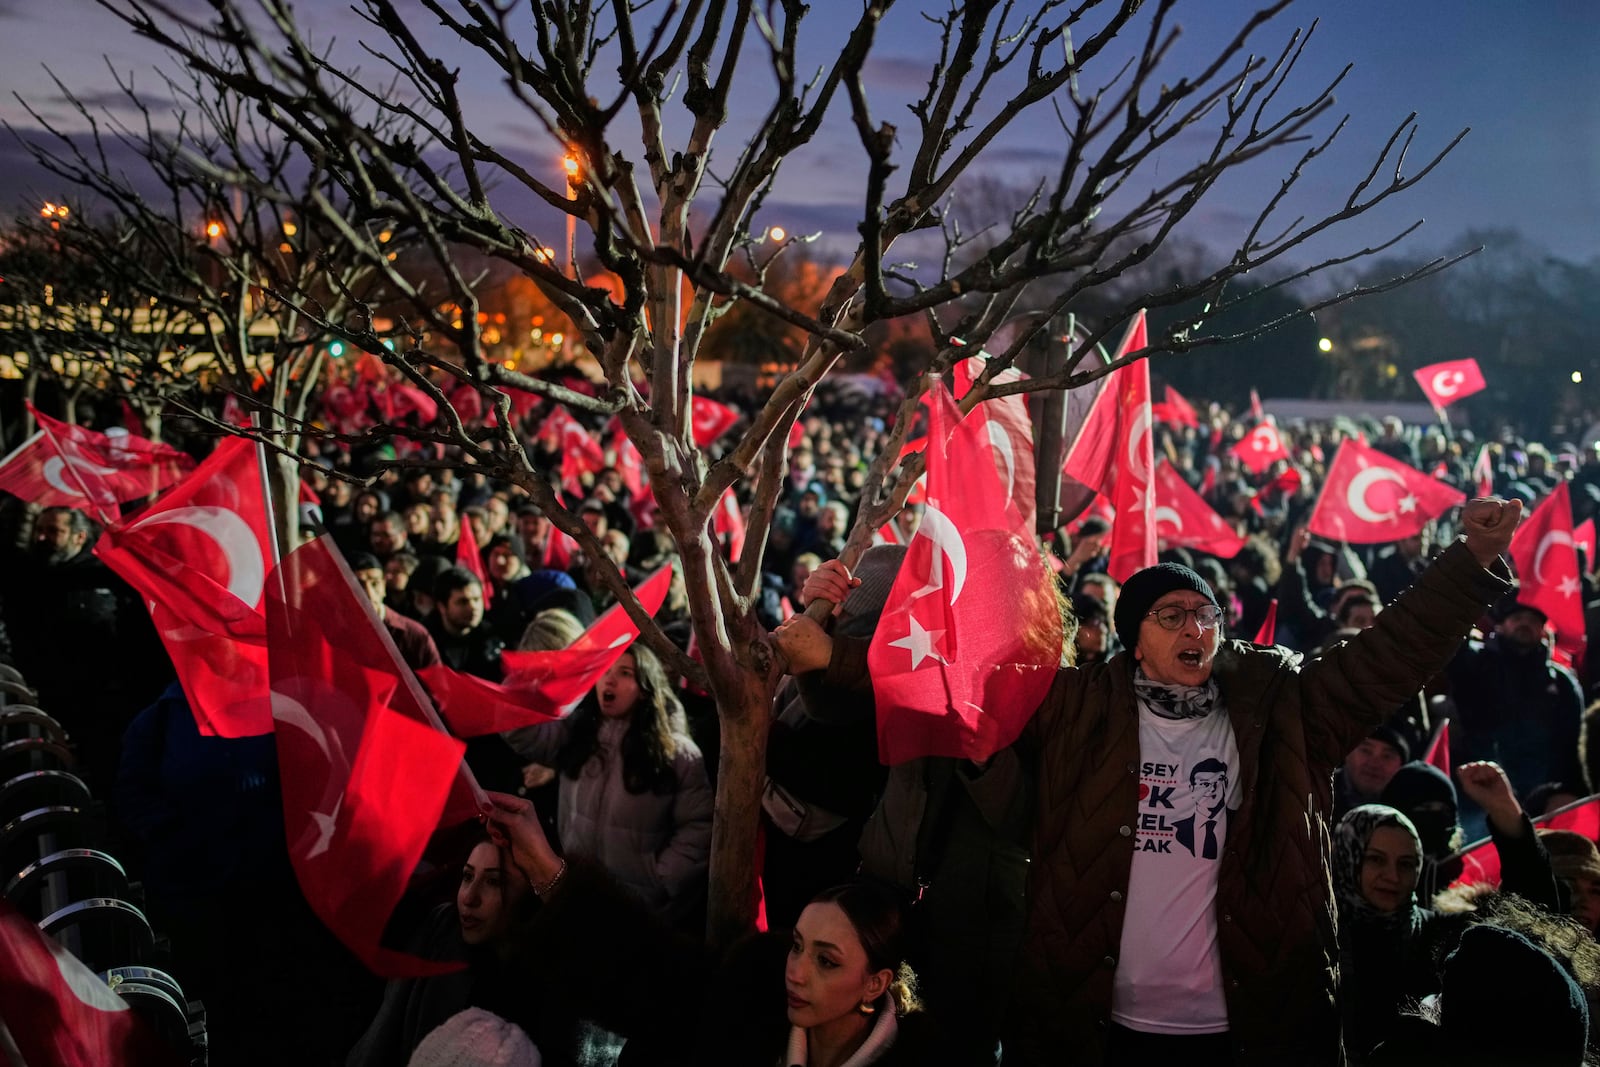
[1459,497,1522,568]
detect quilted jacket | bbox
[1005,541,1506,1064]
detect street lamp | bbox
[205,220,224,240]
[768,225,787,242]
[1317,337,1333,353]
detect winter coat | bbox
[511,716,712,920]
[986,540,1508,1065]
[1333,805,1560,1063]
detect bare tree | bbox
[28,0,1474,945]
[8,59,416,545]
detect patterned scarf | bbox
[1133,669,1222,721]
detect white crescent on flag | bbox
[1346,466,1409,524]
[1154,506,1184,532]
[271,688,349,859]
[907,504,968,606]
[1432,369,1466,398]
[1534,530,1575,583]
[134,505,266,607]
[42,454,119,498]
[1127,408,1153,477]
[985,419,1017,499]
[1248,425,1278,452]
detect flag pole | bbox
[251,416,283,566]
[0,429,45,473]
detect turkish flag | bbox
[712,488,747,562]
[0,406,194,521]
[420,566,673,734]
[1231,422,1291,475]
[267,536,478,976]
[1508,482,1584,642]
[868,382,1061,765]
[1153,384,1201,429]
[1062,312,1155,582]
[1306,440,1466,545]
[1453,795,1600,888]
[455,512,492,607]
[538,406,604,498]
[1413,358,1486,410]
[1575,518,1596,573]
[955,355,1037,531]
[541,527,577,571]
[96,437,275,737]
[1152,460,1246,559]
[1422,719,1450,779]
[1249,388,1264,422]
[690,397,741,446]
[0,897,181,1066]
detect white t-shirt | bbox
[1111,701,1241,1034]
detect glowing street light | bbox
[768,225,787,242]
[205,220,224,240]
[1574,371,1585,384]
[1317,337,1334,353]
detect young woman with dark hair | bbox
[507,642,712,926]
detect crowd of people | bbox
[2,366,1600,1066]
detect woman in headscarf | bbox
[1334,762,1561,1062]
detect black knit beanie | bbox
[1112,562,1221,656]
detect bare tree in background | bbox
[22,0,1474,945]
[9,62,414,546]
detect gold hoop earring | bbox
[857,1000,876,1015]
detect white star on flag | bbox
[888,616,947,669]
[307,794,344,858]
[1558,576,1581,598]
[1397,494,1418,514]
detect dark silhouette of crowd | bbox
[2,368,1600,1067]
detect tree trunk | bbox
[705,656,778,951]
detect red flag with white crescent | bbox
[266,536,474,977]
[1230,422,1291,475]
[955,355,1037,531]
[95,437,275,737]
[0,406,194,522]
[1152,460,1245,559]
[538,406,604,497]
[712,488,747,562]
[1413,358,1486,410]
[868,382,1061,765]
[1306,440,1466,545]
[1061,313,1155,581]
[1507,482,1584,642]
[1472,443,1495,498]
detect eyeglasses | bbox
[1146,604,1224,631]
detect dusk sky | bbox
[0,0,1594,275]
